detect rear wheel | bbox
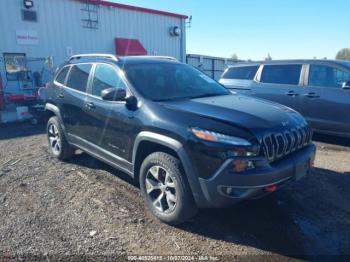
[47,116,74,160]
[139,152,197,225]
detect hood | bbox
[160,94,306,134]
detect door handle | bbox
[58,93,64,98]
[286,91,299,97]
[304,92,320,98]
[85,102,95,109]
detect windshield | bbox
[124,63,230,101]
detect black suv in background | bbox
[45,54,316,224]
[219,60,350,138]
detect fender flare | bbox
[133,131,207,206]
[45,103,68,136]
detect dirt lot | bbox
[0,123,350,261]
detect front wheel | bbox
[139,152,197,225]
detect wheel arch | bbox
[132,131,206,206]
[44,103,67,136]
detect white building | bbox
[0,0,187,94]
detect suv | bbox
[219,60,350,138]
[45,54,316,224]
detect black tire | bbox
[47,116,74,161]
[139,152,197,225]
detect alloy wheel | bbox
[48,123,61,154]
[145,165,177,213]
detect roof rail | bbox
[126,55,178,61]
[69,54,118,61]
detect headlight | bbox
[191,128,252,146]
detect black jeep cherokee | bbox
[45,54,316,224]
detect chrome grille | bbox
[262,125,312,162]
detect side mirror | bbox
[125,96,138,110]
[101,88,126,101]
[342,81,350,89]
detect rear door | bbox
[252,64,303,111]
[219,65,259,95]
[299,63,350,135]
[59,63,93,140]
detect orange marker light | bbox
[193,130,217,142]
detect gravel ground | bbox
[0,122,349,261]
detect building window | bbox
[22,9,38,22]
[3,53,27,81]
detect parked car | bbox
[45,54,315,224]
[219,60,350,138]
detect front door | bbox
[252,64,303,113]
[84,63,137,170]
[299,64,350,135]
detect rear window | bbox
[222,66,259,80]
[66,64,92,92]
[260,64,302,85]
[55,66,70,85]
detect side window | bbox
[66,64,92,92]
[309,65,350,88]
[260,65,302,85]
[91,64,126,97]
[55,66,70,85]
[222,66,259,80]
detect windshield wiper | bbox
[188,93,223,99]
[154,97,188,102]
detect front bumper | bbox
[197,144,316,207]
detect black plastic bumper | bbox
[196,144,316,208]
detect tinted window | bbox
[125,63,229,101]
[55,66,70,85]
[260,65,302,85]
[309,65,350,88]
[91,64,126,97]
[66,64,92,92]
[222,66,259,80]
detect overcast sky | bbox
[114,0,350,60]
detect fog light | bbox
[232,160,254,172]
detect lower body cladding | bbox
[196,144,316,208]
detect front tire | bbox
[139,152,197,225]
[47,116,74,161]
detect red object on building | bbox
[0,73,4,110]
[115,38,147,56]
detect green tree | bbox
[231,53,238,61]
[336,48,350,60]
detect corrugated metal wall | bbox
[187,54,240,80]
[0,0,186,89]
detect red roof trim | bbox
[79,0,188,19]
